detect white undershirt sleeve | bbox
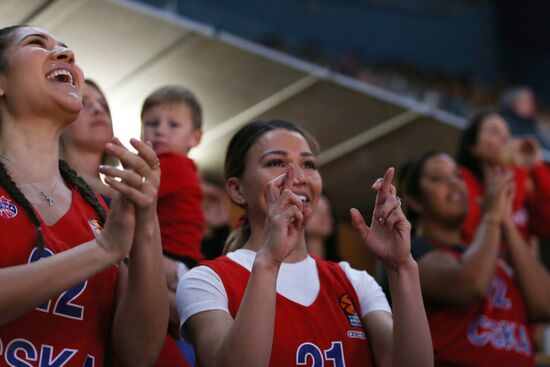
[339,261,392,318]
[176,265,230,332]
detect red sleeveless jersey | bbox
[205,255,374,367]
[427,245,533,366]
[0,187,118,367]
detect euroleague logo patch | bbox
[339,293,363,328]
[88,218,104,237]
[0,196,18,219]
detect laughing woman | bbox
[0,25,167,366]
[177,120,432,367]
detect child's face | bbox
[142,102,201,155]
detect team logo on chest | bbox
[0,196,18,219]
[339,293,363,328]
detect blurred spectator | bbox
[398,150,550,366]
[501,86,550,149]
[60,79,117,201]
[305,193,340,261]
[457,109,550,244]
[201,180,230,260]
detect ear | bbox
[189,128,203,148]
[225,177,246,206]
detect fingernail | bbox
[105,143,114,151]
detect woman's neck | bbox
[305,236,326,259]
[0,118,63,181]
[417,218,463,247]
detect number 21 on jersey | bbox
[296,342,345,367]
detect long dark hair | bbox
[223,119,319,253]
[397,150,444,234]
[456,109,501,181]
[0,26,106,248]
[0,25,26,73]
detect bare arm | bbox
[418,217,501,306]
[101,138,169,366]
[0,171,136,326]
[184,164,305,367]
[502,217,550,321]
[0,239,122,326]
[351,168,432,367]
[186,256,281,367]
[419,170,514,306]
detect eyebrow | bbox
[20,33,68,48]
[259,150,315,161]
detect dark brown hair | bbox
[223,119,319,253]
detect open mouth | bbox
[46,69,74,86]
[297,194,309,203]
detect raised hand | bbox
[99,137,160,211]
[258,163,305,264]
[517,136,542,168]
[483,168,515,222]
[350,167,412,269]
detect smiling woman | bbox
[0,25,167,366]
[398,150,550,366]
[176,119,434,367]
[60,79,118,201]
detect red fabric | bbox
[157,152,204,262]
[204,256,374,367]
[0,187,118,367]
[425,244,533,366]
[461,163,550,244]
[154,334,191,367]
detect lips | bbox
[45,67,75,86]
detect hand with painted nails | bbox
[259,163,305,265]
[350,167,412,269]
[99,137,160,211]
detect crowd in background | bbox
[3,22,550,367]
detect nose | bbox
[293,164,306,184]
[52,46,75,64]
[155,122,168,136]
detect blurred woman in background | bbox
[399,150,550,366]
[60,79,116,201]
[457,109,550,244]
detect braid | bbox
[0,161,45,248]
[59,160,106,225]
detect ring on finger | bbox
[139,176,146,189]
[395,196,402,210]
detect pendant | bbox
[42,192,55,207]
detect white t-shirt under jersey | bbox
[177,249,391,328]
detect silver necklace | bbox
[0,156,59,207]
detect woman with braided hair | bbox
[0,25,168,366]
